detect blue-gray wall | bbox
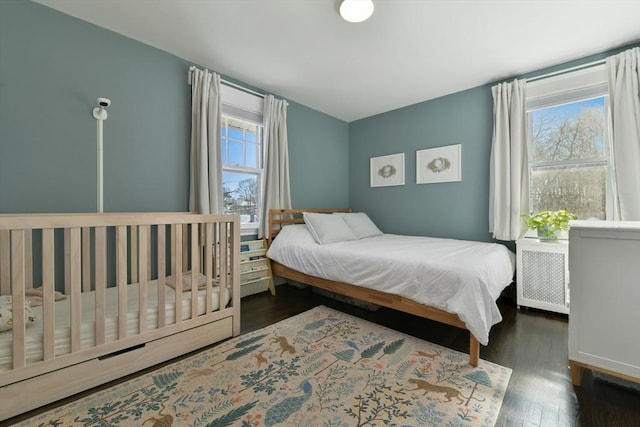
[348,43,639,242]
[349,86,492,241]
[0,0,349,214]
[1,1,636,246]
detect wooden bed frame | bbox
[267,208,481,367]
[0,213,241,420]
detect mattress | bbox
[267,224,516,345]
[0,280,230,371]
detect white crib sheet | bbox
[267,224,515,345]
[0,280,230,371]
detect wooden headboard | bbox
[267,208,351,245]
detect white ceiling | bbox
[34,0,640,122]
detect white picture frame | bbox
[416,144,462,184]
[370,153,405,187]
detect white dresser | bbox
[568,220,640,386]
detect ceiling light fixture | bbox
[339,0,374,23]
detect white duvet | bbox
[267,225,515,345]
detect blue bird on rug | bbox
[264,379,313,426]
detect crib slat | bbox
[82,227,91,293]
[95,226,107,345]
[116,225,128,339]
[69,228,81,353]
[190,223,198,319]
[0,230,9,295]
[147,228,152,278]
[182,223,188,269]
[174,224,182,324]
[130,225,138,284]
[205,222,213,313]
[213,223,220,307]
[231,218,241,336]
[157,225,166,328]
[11,230,26,369]
[64,228,70,295]
[25,230,33,289]
[42,229,55,361]
[63,228,71,295]
[219,223,228,308]
[138,225,148,333]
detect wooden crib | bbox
[0,213,241,420]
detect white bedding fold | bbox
[267,225,515,345]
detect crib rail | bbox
[0,213,240,385]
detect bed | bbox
[266,208,515,366]
[0,213,241,420]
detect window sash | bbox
[525,82,612,219]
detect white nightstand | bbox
[516,237,569,314]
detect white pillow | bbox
[334,212,383,239]
[303,212,357,244]
[0,295,36,332]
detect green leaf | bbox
[152,371,183,388]
[361,341,385,359]
[206,401,259,427]
[230,334,267,349]
[380,338,405,357]
[304,317,340,330]
[464,369,492,387]
[334,349,355,362]
[226,344,261,361]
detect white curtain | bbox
[489,79,528,241]
[189,67,223,214]
[259,95,292,238]
[607,47,640,220]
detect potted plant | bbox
[523,209,577,240]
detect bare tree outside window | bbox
[529,98,608,219]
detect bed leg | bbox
[469,335,480,367]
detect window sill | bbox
[240,225,259,238]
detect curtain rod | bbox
[526,58,606,83]
[221,78,265,99]
[188,66,265,98]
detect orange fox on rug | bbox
[18,306,511,426]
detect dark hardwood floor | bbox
[5,284,639,426]
[242,285,640,427]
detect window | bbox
[220,84,264,233]
[222,116,263,227]
[526,65,611,220]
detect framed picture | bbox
[370,153,405,187]
[416,144,462,184]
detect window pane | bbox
[531,97,605,162]
[245,129,256,143]
[227,126,244,140]
[530,163,606,219]
[221,116,262,169]
[228,140,242,166]
[223,171,259,224]
[221,136,228,164]
[246,142,259,168]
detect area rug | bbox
[18,306,511,426]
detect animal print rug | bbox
[17,306,511,426]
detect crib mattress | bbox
[0,280,229,371]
